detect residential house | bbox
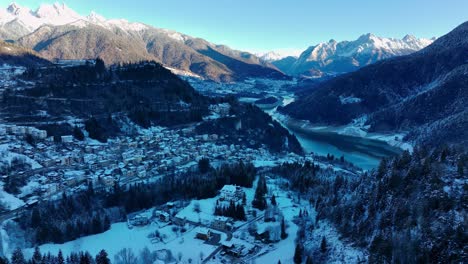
[127,213,150,227]
[172,216,186,226]
[195,228,212,241]
[212,216,232,231]
[220,185,244,201]
[155,210,171,222]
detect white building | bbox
[220,185,244,201]
[61,135,74,143]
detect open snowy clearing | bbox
[25,222,226,263]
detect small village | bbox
[0,62,366,263]
[0,115,310,208]
[0,119,326,263]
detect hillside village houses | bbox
[1,121,307,207]
[0,124,48,139]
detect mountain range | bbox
[0,3,438,82]
[265,34,434,78]
[280,21,468,146]
[0,2,285,82]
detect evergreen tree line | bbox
[105,162,256,212]
[6,247,110,264]
[5,245,179,264]
[18,188,113,245]
[214,200,246,221]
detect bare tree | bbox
[139,247,154,264]
[114,248,137,264]
[193,202,201,214]
[193,202,201,223]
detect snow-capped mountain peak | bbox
[35,2,81,19]
[299,34,434,63]
[0,2,147,34]
[34,2,83,25]
[7,2,25,15]
[256,49,303,62]
[272,33,435,77]
[403,34,416,41]
[87,11,106,23]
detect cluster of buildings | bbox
[1,120,300,205]
[187,77,296,99]
[0,125,48,140]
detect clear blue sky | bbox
[3,0,468,52]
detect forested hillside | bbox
[275,146,467,263]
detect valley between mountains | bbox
[0,2,466,264]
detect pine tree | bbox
[32,246,42,263]
[198,158,210,174]
[95,250,110,264]
[11,248,25,264]
[281,218,287,239]
[458,159,464,177]
[95,57,106,77]
[31,208,41,228]
[252,176,267,210]
[92,216,102,234]
[87,181,94,196]
[293,244,302,264]
[73,126,85,141]
[79,252,92,264]
[58,250,64,264]
[320,236,328,253]
[236,204,246,221]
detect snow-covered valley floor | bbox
[13,175,366,263]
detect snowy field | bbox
[11,172,366,263]
[25,222,225,263]
[0,184,25,210]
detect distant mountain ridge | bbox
[255,49,303,62]
[280,21,468,146]
[268,34,434,78]
[0,2,285,82]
